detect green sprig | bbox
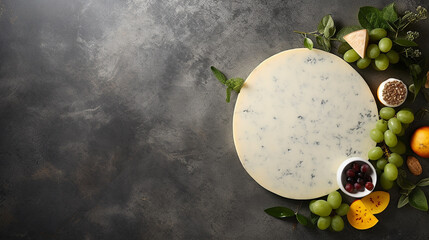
[264,206,311,227]
[210,66,244,103]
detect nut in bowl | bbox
[337,157,377,198]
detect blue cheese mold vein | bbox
[233,48,377,200]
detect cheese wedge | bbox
[343,29,369,58]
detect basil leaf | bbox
[225,87,232,103]
[295,213,309,226]
[304,37,313,50]
[417,178,429,187]
[338,42,352,55]
[358,6,385,29]
[409,65,425,101]
[382,3,398,23]
[323,15,336,38]
[310,213,319,226]
[264,207,295,218]
[211,66,227,84]
[316,35,324,47]
[398,194,409,208]
[322,37,331,52]
[400,188,413,196]
[397,175,416,190]
[316,36,331,52]
[318,15,331,34]
[409,188,429,211]
[336,26,363,42]
[393,38,418,47]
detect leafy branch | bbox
[294,15,338,52]
[264,205,311,227]
[396,169,429,211]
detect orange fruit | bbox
[411,126,429,158]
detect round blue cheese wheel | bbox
[233,48,377,199]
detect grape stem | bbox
[381,143,391,158]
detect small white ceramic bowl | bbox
[337,157,377,198]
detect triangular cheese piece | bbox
[343,29,369,58]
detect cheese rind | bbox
[233,48,377,199]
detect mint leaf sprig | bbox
[210,66,244,103]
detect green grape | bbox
[384,163,398,181]
[335,203,350,216]
[327,191,342,209]
[375,119,388,132]
[388,153,404,167]
[367,44,380,59]
[372,61,382,71]
[309,200,316,213]
[384,130,398,147]
[396,110,414,124]
[331,215,345,232]
[397,125,406,136]
[357,57,371,69]
[386,50,400,64]
[380,172,394,190]
[344,49,360,63]
[378,38,393,52]
[317,216,331,230]
[376,158,388,170]
[390,140,406,155]
[369,28,387,41]
[368,146,383,160]
[379,107,395,120]
[370,128,384,143]
[312,200,332,217]
[375,54,389,70]
[387,118,402,134]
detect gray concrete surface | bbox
[0,0,428,239]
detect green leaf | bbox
[318,15,331,34]
[336,26,363,42]
[310,213,319,226]
[393,38,418,47]
[397,175,416,190]
[398,194,409,208]
[264,207,295,218]
[417,178,429,187]
[225,78,244,93]
[400,188,413,196]
[226,87,232,103]
[409,65,425,101]
[316,36,331,52]
[304,37,313,50]
[358,6,386,29]
[295,213,309,226]
[382,3,398,23]
[409,188,429,211]
[323,15,336,38]
[210,66,227,84]
[338,42,352,55]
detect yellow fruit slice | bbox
[343,29,369,58]
[347,200,378,230]
[361,191,390,214]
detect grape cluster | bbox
[367,107,415,190]
[343,28,399,71]
[309,191,349,231]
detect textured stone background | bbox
[0,0,428,239]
